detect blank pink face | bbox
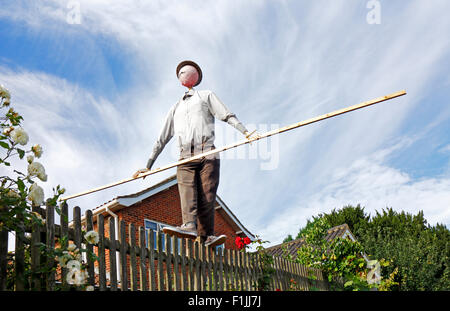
[178,65,199,88]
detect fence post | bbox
[14,211,25,291]
[0,225,8,290]
[180,238,188,291]
[165,232,172,291]
[156,231,164,291]
[85,210,95,287]
[45,204,55,291]
[129,223,138,291]
[108,217,118,291]
[223,248,229,291]
[30,206,41,290]
[97,214,106,291]
[60,202,69,291]
[173,235,180,291]
[139,226,148,291]
[194,241,201,291]
[148,229,156,291]
[119,220,128,291]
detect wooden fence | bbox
[0,204,329,291]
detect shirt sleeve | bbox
[207,91,248,135]
[148,106,175,163]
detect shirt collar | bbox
[182,88,195,100]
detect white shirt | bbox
[149,89,247,161]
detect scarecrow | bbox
[133,60,256,247]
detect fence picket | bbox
[194,241,201,291]
[85,210,95,286]
[108,217,118,291]
[45,204,55,291]
[237,250,243,290]
[119,220,128,291]
[243,251,249,291]
[173,235,180,291]
[30,206,41,291]
[212,248,218,291]
[229,249,236,290]
[181,238,188,291]
[0,226,7,291]
[129,223,138,291]
[200,244,206,290]
[188,239,194,291]
[73,206,81,249]
[218,248,224,291]
[60,202,69,290]
[165,233,172,291]
[97,214,106,291]
[207,246,212,290]
[14,211,25,291]
[156,231,164,291]
[139,226,148,291]
[148,229,156,291]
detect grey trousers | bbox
[176,154,220,238]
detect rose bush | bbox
[0,85,97,291]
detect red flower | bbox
[235,237,244,249]
[235,236,252,250]
[276,288,281,291]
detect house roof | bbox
[83,174,256,240]
[264,223,355,258]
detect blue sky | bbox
[1,0,449,248]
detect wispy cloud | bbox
[1,1,450,250]
[260,140,450,246]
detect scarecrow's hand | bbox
[245,130,262,141]
[133,168,149,179]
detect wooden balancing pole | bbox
[60,90,406,201]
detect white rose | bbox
[0,84,11,100]
[84,230,99,245]
[31,144,43,158]
[27,183,44,206]
[10,127,29,146]
[66,268,86,286]
[67,259,81,271]
[27,161,47,182]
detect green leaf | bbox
[17,178,25,192]
[17,148,25,159]
[344,280,353,287]
[0,141,9,149]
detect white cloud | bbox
[259,140,450,247]
[1,1,450,251]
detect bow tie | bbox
[183,93,193,100]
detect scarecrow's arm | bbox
[147,107,175,168]
[206,91,248,135]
